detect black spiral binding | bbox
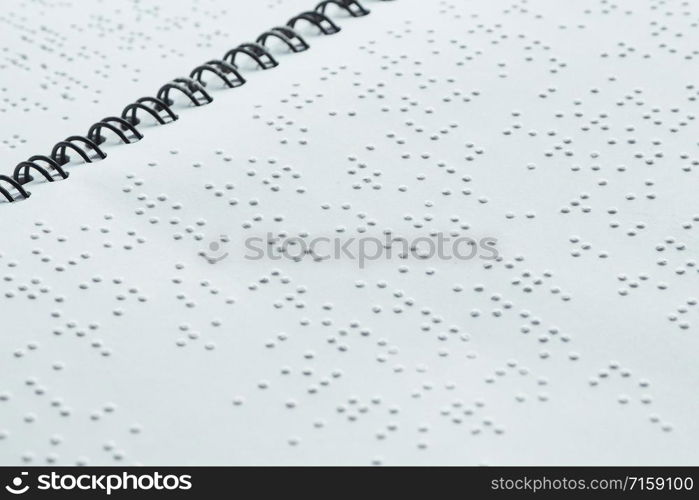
[88,117,144,145]
[288,12,342,35]
[122,97,179,126]
[0,175,31,202]
[157,78,214,107]
[1,0,394,203]
[190,60,246,88]
[224,43,279,70]
[257,27,310,53]
[316,0,371,17]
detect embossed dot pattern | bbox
[0,0,698,465]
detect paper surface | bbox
[0,0,697,465]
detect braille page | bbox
[0,0,310,159]
[1,0,698,465]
